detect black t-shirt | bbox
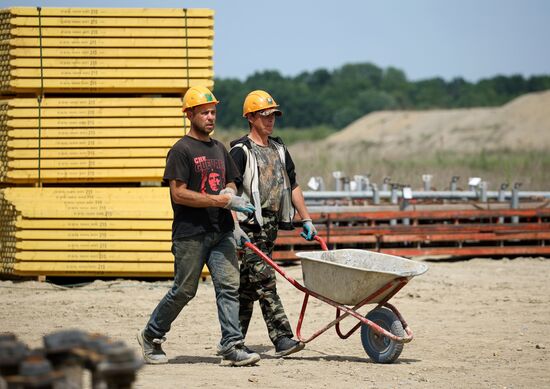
[163,135,240,239]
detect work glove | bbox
[300,218,317,241]
[221,188,255,215]
[220,187,236,196]
[233,223,250,248]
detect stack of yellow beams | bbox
[1,97,188,183]
[0,187,177,277]
[0,7,214,94]
[0,7,216,279]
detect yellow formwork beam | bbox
[7,128,183,138]
[6,68,213,79]
[4,37,212,48]
[7,138,180,148]
[2,48,213,58]
[16,240,172,251]
[6,207,172,219]
[1,191,173,219]
[13,261,175,277]
[5,7,214,18]
[0,97,183,108]
[6,168,166,183]
[15,219,171,230]
[1,78,213,93]
[6,16,214,28]
[2,199,170,211]
[6,117,187,128]
[2,186,167,198]
[2,58,213,68]
[4,106,185,118]
[16,229,170,241]
[15,251,172,262]
[4,27,214,38]
[0,191,170,209]
[8,158,167,169]
[8,148,171,159]
[0,189,169,206]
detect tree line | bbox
[212,62,550,129]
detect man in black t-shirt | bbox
[137,86,260,367]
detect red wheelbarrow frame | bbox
[244,236,414,344]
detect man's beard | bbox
[193,122,214,136]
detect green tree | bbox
[212,62,550,130]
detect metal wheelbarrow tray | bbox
[297,248,428,305]
[244,236,428,363]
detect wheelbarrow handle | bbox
[243,241,304,291]
[243,235,327,292]
[313,235,328,251]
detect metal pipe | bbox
[343,177,350,192]
[422,174,432,191]
[450,176,460,191]
[303,190,550,200]
[382,177,391,191]
[511,184,521,223]
[332,171,344,191]
[497,184,508,223]
[390,186,399,204]
[498,183,508,202]
[401,186,412,225]
[400,199,410,225]
[479,181,488,202]
[353,175,367,191]
[372,184,380,205]
[390,185,399,226]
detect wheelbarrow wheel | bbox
[361,307,404,363]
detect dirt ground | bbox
[1,256,549,388]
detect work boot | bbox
[220,344,260,367]
[274,337,305,357]
[136,329,168,364]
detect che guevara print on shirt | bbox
[194,155,226,195]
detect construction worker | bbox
[229,90,317,357]
[137,86,261,367]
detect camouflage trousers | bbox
[238,213,294,344]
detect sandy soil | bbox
[323,90,550,157]
[287,91,550,191]
[1,257,549,388]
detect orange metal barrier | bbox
[274,205,550,260]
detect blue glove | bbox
[300,219,317,241]
[233,223,250,248]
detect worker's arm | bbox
[292,185,317,241]
[170,180,255,214]
[224,182,238,195]
[170,179,230,208]
[292,185,311,220]
[224,182,251,246]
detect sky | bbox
[4,0,550,82]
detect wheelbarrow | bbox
[244,236,428,363]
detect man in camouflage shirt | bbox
[229,90,317,357]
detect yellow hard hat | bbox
[242,90,282,117]
[182,86,219,111]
